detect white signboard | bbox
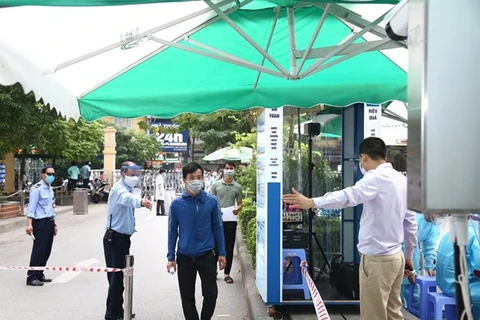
[256,108,283,304]
[364,103,382,138]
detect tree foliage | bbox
[0,84,104,162]
[173,110,257,154]
[0,84,55,155]
[234,129,257,197]
[41,118,104,161]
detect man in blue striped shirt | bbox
[167,162,226,320]
[103,161,152,320]
[25,165,57,286]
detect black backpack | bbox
[329,255,360,300]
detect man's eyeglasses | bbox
[45,173,55,176]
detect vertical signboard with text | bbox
[256,108,283,304]
[364,103,382,138]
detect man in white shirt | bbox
[283,137,417,320]
[155,169,166,216]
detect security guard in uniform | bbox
[25,165,58,286]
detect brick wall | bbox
[0,202,21,219]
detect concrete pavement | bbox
[235,224,419,320]
[0,203,249,320]
[0,205,73,234]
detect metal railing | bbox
[0,185,76,216]
[90,169,184,198]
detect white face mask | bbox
[224,169,235,177]
[124,176,140,188]
[161,173,166,178]
[186,180,203,194]
[212,172,218,177]
[359,162,367,175]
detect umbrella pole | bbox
[297,108,302,190]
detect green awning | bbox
[79,6,406,121]
[0,2,406,120]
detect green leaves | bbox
[173,110,257,154]
[0,84,103,161]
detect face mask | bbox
[161,173,166,178]
[359,162,367,175]
[187,180,203,194]
[124,176,139,188]
[212,172,217,177]
[224,169,235,177]
[45,175,54,184]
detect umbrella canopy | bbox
[0,1,406,120]
[0,0,401,6]
[203,146,254,161]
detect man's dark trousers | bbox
[83,178,89,189]
[156,200,165,215]
[27,218,55,280]
[223,222,237,275]
[103,232,131,320]
[177,251,218,320]
[69,179,78,191]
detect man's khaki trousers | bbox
[360,250,405,320]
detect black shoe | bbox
[26,279,44,286]
[39,275,52,282]
[116,313,135,319]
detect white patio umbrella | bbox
[203,146,253,161]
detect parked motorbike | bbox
[91,178,109,203]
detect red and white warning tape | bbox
[0,266,123,272]
[300,261,331,320]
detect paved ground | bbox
[0,204,249,320]
[0,204,418,320]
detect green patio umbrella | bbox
[0,0,401,6]
[203,146,253,161]
[0,1,406,120]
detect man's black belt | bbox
[111,230,131,238]
[35,217,55,222]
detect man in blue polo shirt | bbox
[167,162,226,320]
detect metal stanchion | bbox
[124,255,134,320]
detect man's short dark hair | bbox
[159,169,166,174]
[359,137,386,160]
[41,165,54,173]
[182,162,203,179]
[223,161,236,168]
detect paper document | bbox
[221,206,237,222]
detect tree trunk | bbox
[288,114,296,153]
[191,136,196,163]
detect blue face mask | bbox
[186,180,203,194]
[45,175,54,184]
